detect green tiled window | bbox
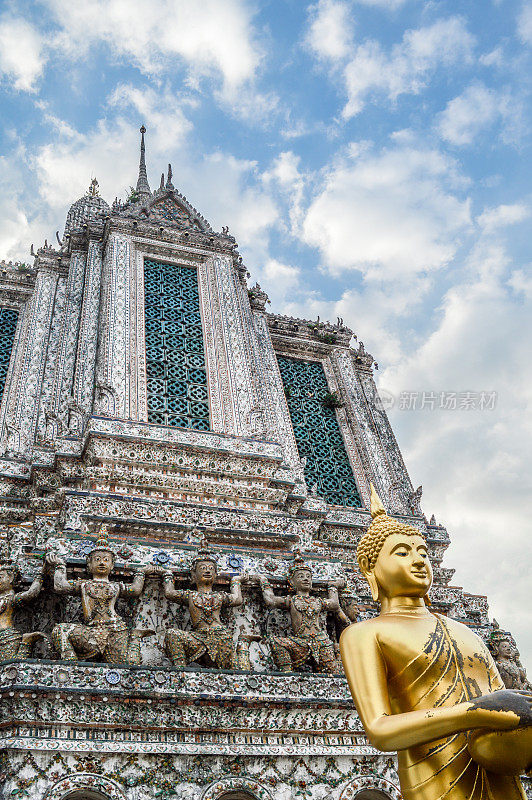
[277,355,362,507]
[144,259,210,430]
[0,308,18,401]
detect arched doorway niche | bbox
[219,793,259,800]
[64,792,109,800]
[338,775,401,800]
[43,773,126,800]
[354,792,393,800]
[202,777,273,800]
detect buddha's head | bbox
[357,485,432,603]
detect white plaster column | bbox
[72,238,104,413]
[6,263,61,456]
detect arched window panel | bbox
[277,355,362,508]
[0,307,18,401]
[144,258,210,431]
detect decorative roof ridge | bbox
[0,259,35,273]
[114,175,216,236]
[147,166,214,233]
[267,312,354,339]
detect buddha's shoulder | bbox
[436,613,487,644]
[339,616,387,647]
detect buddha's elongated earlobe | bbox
[365,571,379,602]
[359,554,379,602]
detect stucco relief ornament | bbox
[0,545,46,660]
[257,553,345,674]
[156,541,250,669]
[46,525,155,664]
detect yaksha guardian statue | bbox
[340,485,532,800]
[161,545,247,669]
[47,528,154,664]
[0,556,46,660]
[490,630,531,690]
[259,555,344,674]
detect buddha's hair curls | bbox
[357,485,426,571]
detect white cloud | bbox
[45,0,261,95]
[189,152,278,258]
[35,118,152,211]
[518,3,532,44]
[437,83,514,146]
[381,251,532,670]
[0,16,45,92]
[257,258,301,307]
[109,85,194,152]
[0,158,31,260]
[479,47,504,67]
[262,151,307,231]
[263,258,300,286]
[342,17,475,117]
[352,0,406,6]
[306,0,354,61]
[477,203,530,231]
[509,268,532,298]
[301,140,471,278]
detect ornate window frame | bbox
[98,231,260,438]
[273,345,366,508]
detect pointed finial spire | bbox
[160,172,164,189]
[135,125,151,202]
[165,163,174,190]
[88,178,99,197]
[369,483,386,519]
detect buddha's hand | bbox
[467,689,532,730]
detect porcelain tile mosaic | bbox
[0,134,527,800]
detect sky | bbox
[0,0,531,667]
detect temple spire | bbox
[165,163,174,190]
[135,125,151,201]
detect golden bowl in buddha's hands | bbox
[468,726,532,775]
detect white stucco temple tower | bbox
[0,128,527,800]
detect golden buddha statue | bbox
[340,485,532,800]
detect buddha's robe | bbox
[389,614,526,800]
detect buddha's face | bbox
[373,533,432,599]
[193,559,217,586]
[88,550,114,577]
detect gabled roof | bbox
[111,130,213,234]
